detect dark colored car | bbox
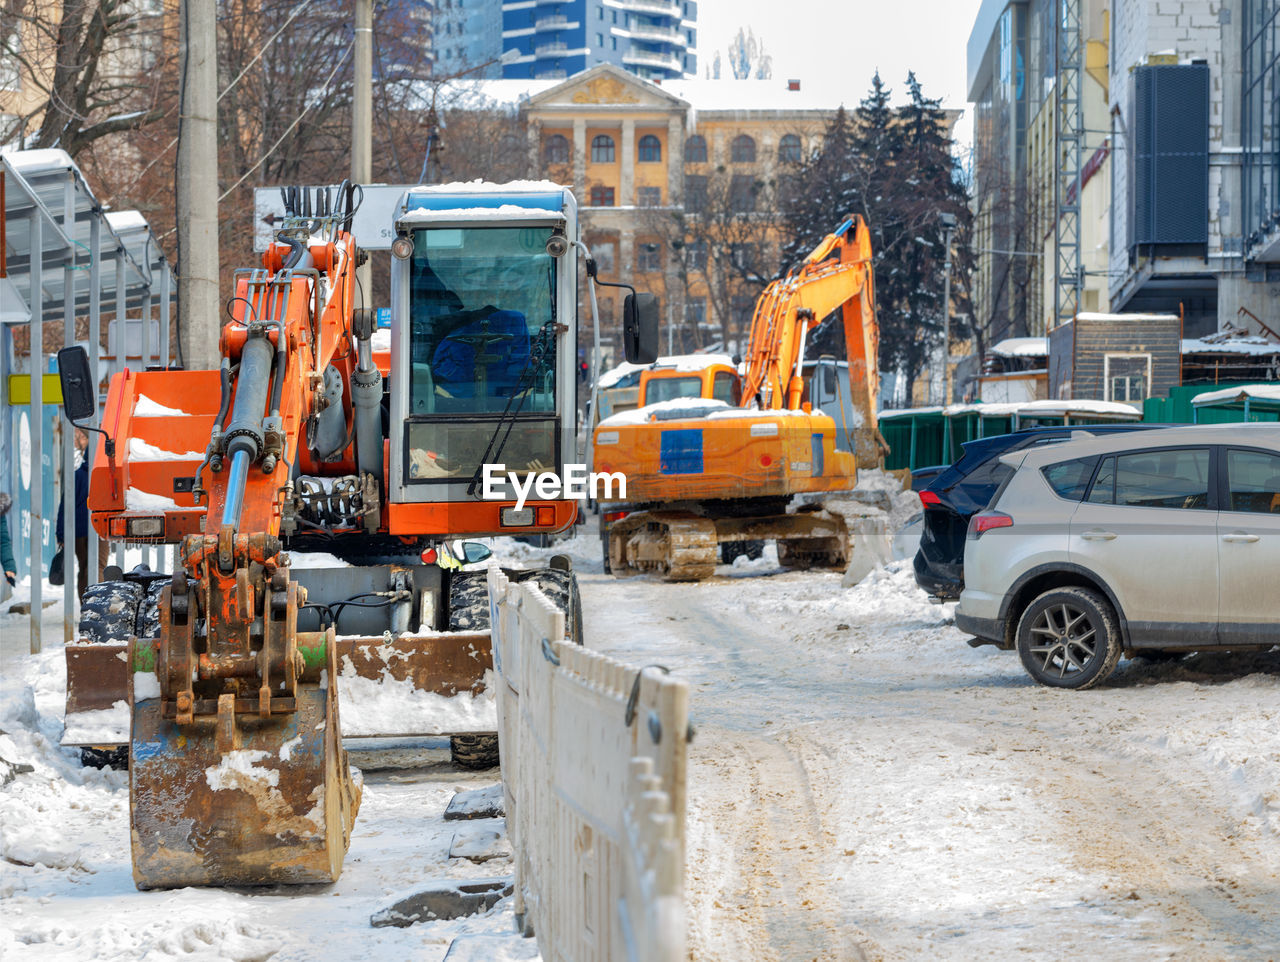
[913,423,1166,600]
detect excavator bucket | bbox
[129,635,362,889]
[62,632,495,751]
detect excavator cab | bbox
[387,187,581,537]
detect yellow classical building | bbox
[513,64,843,362]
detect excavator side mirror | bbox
[623,292,660,365]
[57,346,97,422]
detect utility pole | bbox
[352,0,373,299]
[176,0,220,371]
[940,212,957,405]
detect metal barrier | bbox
[489,566,687,962]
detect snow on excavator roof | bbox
[402,180,570,219]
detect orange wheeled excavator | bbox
[57,181,657,889]
[592,216,884,581]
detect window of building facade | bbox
[637,242,662,272]
[543,134,570,165]
[730,243,755,270]
[729,174,756,212]
[590,186,616,206]
[591,134,615,163]
[685,239,708,270]
[778,134,802,164]
[637,186,662,207]
[637,134,662,162]
[684,174,708,212]
[596,32,604,46]
[1104,353,1151,404]
[684,135,707,163]
[731,134,756,163]
[685,297,706,325]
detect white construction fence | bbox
[488,567,689,962]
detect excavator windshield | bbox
[405,226,561,483]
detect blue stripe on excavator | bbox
[660,428,704,475]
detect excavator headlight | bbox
[127,516,164,537]
[391,234,414,260]
[500,507,534,527]
[545,232,569,258]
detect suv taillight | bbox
[919,490,942,507]
[967,511,1013,539]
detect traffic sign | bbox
[253,184,416,252]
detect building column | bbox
[620,117,635,207]
[667,114,683,205]
[527,117,542,177]
[573,118,587,197]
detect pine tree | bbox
[778,72,974,404]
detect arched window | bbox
[684,135,707,163]
[731,134,756,163]
[637,134,662,162]
[591,134,615,163]
[543,134,570,165]
[778,134,802,164]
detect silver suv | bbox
[956,424,1280,689]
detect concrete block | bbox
[842,516,892,588]
[444,933,540,961]
[444,783,505,821]
[448,827,513,862]
[371,876,514,928]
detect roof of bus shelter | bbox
[2,148,174,325]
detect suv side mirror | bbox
[461,542,492,565]
[623,292,660,365]
[57,346,96,422]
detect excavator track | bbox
[609,512,719,582]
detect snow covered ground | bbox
[0,595,532,961]
[2,501,1278,960]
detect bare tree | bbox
[1,0,169,154]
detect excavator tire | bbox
[134,577,171,642]
[446,566,583,769]
[76,580,143,770]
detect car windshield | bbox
[408,226,557,415]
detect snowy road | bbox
[575,548,1280,961]
[2,520,1278,961]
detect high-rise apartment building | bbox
[501,0,697,81]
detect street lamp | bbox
[418,48,522,184]
[938,212,957,406]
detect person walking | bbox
[0,491,16,589]
[55,428,92,601]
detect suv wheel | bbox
[1015,587,1122,690]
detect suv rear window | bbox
[1086,448,1211,509]
[1042,456,1098,501]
